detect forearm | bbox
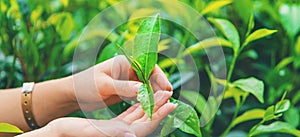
[0,76,79,131]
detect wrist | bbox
[55,76,80,111]
[57,76,77,105]
[31,77,79,127]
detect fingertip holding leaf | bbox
[122,14,161,119]
[137,84,154,119]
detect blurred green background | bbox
[1,0,300,136]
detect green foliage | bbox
[1,0,300,136]
[232,77,264,103]
[208,18,240,52]
[250,121,300,137]
[161,99,202,137]
[120,15,160,119]
[118,15,201,136]
[0,123,23,133]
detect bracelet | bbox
[21,82,40,130]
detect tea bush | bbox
[1,0,300,136]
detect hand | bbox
[69,55,172,111]
[19,91,176,137]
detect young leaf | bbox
[250,121,300,137]
[183,37,232,56]
[263,105,283,122]
[158,39,171,52]
[137,84,154,119]
[0,123,23,133]
[232,109,265,127]
[224,87,246,107]
[245,13,254,37]
[274,99,290,114]
[122,14,161,119]
[243,29,277,46]
[170,99,202,137]
[133,14,161,81]
[208,18,240,52]
[47,12,75,41]
[233,77,264,103]
[200,0,232,15]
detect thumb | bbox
[108,79,143,98]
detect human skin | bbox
[17,90,176,137]
[0,55,173,136]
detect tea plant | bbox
[115,14,202,137]
[1,0,300,136]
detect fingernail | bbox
[124,132,136,137]
[166,91,173,97]
[132,83,142,93]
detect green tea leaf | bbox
[274,99,290,114]
[180,90,207,114]
[200,0,232,15]
[243,29,277,46]
[284,106,300,128]
[279,3,300,39]
[137,84,154,119]
[183,37,232,56]
[224,87,246,107]
[0,123,23,133]
[294,36,300,68]
[158,39,171,52]
[232,109,265,127]
[47,12,75,41]
[122,14,160,119]
[263,105,283,122]
[158,58,184,69]
[233,77,264,103]
[245,13,254,37]
[133,14,161,81]
[170,99,202,137]
[208,18,240,52]
[160,115,176,136]
[250,121,300,136]
[274,57,294,71]
[233,0,253,24]
[292,90,300,104]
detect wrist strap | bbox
[21,82,40,130]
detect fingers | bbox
[130,103,177,136]
[118,103,140,119]
[121,91,172,123]
[153,91,172,112]
[98,74,143,98]
[150,65,173,92]
[152,103,177,120]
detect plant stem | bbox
[220,50,242,137]
[248,120,264,137]
[220,97,246,137]
[226,52,239,82]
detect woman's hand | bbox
[0,56,172,131]
[69,55,172,111]
[18,91,176,137]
